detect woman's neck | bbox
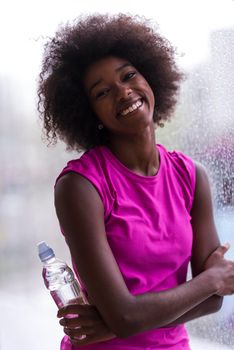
[107,125,159,176]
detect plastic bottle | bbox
[37,241,87,309]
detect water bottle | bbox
[37,241,87,309]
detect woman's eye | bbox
[96,89,109,99]
[123,71,136,81]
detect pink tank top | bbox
[55,144,196,350]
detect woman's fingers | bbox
[58,303,101,329]
[203,242,234,296]
[60,314,99,327]
[57,302,116,346]
[57,303,97,318]
[214,243,230,257]
[204,242,231,270]
[64,326,94,337]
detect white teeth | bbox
[120,100,143,117]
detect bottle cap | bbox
[37,241,55,262]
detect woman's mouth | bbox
[118,99,143,118]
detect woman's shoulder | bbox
[158,143,194,167]
[55,146,114,220]
[158,143,197,212]
[55,146,105,184]
[67,145,105,168]
[158,143,196,181]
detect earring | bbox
[98,123,104,130]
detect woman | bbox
[38,14,234,350]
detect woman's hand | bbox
[204,243,234,296]
[57,303,116,346]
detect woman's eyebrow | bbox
[89,79,102,94]
[115,63,132,72]
[89,63,132,94]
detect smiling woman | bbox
[37,13,234,350]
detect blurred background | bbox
[0,0,233,349]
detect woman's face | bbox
[83,56,155,136]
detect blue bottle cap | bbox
[37,241,55,262]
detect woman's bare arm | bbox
[55,171,234,338]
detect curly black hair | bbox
[37,14,184,151]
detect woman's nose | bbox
[114,83,133,99]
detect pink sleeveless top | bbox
[55,144,196,350]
